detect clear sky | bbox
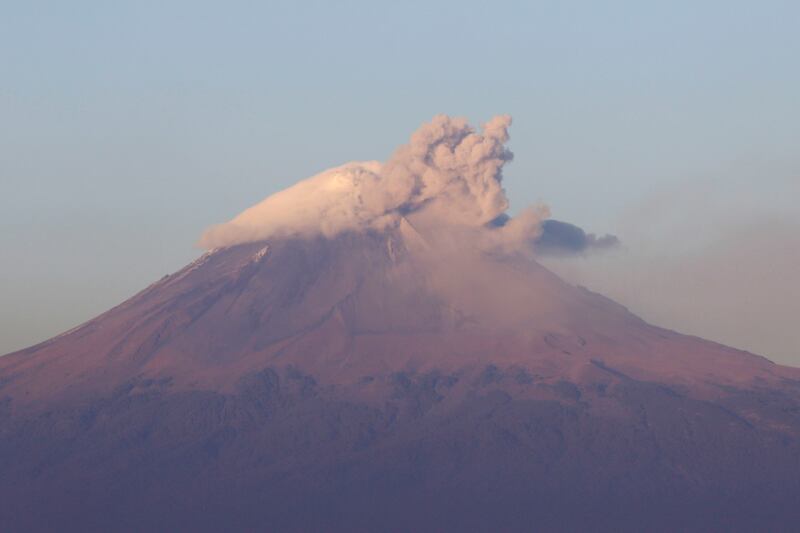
[2,1,799,362]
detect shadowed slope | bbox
[2,225,800,532]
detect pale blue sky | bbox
[2,1,799,359]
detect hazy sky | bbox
[2,1,798,363]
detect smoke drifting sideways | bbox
[489,215,620,256]
[535,220,620,256]
[199,115,552,252]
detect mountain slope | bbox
[2,226,800,532]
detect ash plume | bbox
[199,115,544,249]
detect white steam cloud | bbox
[199,115,542,249]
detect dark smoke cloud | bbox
[535,220,620,255]
[489,215,619,256]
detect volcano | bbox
[3,116,800,532]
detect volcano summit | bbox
[2,116,800,532]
